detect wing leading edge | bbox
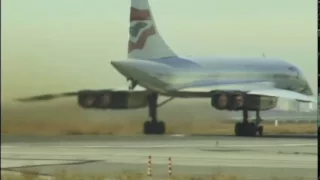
[247,89,316,103]
[171,79,316,103]
[15,81,316,104]
[15,86,148,102]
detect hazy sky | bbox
[2,0,317,101]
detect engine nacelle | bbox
[244,94,278,110]
[77,90,148,109]
[211,91,277,111]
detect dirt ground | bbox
[2,101,316,136]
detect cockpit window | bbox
[288,66,296,71]
[287,66,300,79]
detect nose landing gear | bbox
[143,93,166,134]
[127,78,138,90]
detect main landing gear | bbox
[234,109,263,137]
[143,93,166,134]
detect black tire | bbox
[143,121,152,134]
[235,122,243,136]
[257,126,263,136]
[156,121,165,134]
[235,122,256,137]
[143,121,166,135]
[247,122,257,137]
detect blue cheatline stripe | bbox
[182,79,271,88]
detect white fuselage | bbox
[111,56,313,96]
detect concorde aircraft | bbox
[16,0,316,137]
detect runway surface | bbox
[1,135,317,180]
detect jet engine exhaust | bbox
[234,95,244,108]
[79,95,95,108]
[99,94,111,107]
[217,94,228,109]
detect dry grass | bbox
[2,102,316,136]
[1,170,307,180]
[1,119,316,136]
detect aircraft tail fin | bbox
[128,0,177,59]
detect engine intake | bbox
[77,90,148,109]
[211,91,277,111]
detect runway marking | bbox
[169,134,186,137]
[1,160,102,169]
[1,138,317,178]
[2,143,314,149]
[218,143,316,148]
[1,160,81,168]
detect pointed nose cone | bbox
[110,60,123,69]
[111,60,129,72]
[110,60,138,78]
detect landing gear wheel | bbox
[143,121,152,134]
[157,121,165,134]
[257,126,263,136]
[247,122,257,136]
[235,109,264,137]
[234,122,243,136]
[235,122,257,137]
[144,93,166,135]
[143,121,166,134]
[254,110,264,137]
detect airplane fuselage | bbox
[111,56,312,96]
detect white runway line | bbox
[1,143,316,149]
[1,136,316,179]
